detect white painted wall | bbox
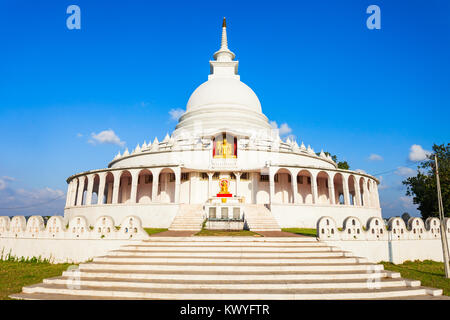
[271,204,382,228]
[323,239,450,264]
[64,204,180,228]
[0,238,140,264]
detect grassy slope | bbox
[0,260,72,300]
[381,260,450,296]
[144,228,168,236]
[281,228,317,237]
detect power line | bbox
[373,162,419,176]
[0,194,65,210]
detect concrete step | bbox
[10,236,443,300]
[140,237,319,242]
[132,242,326,247]
[108,250,351,258]
[17,283,442,300]
[119,246,336,252]
[92,256,367,264]
[79,262,382,272]
[61,269,398,281]
[43,276,417,290]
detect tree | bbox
[401,212,411,225]
[402,143,449,219]
[318,152,350,170]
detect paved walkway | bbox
[149,230,312,238]
[149,230,197,237]
[256,231,311,237]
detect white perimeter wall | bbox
[324,239,450,264]
[0,238,137,264]
[271,204,382,228]
[64,204,180,228]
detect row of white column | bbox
[267,167,379,207]
[66,167,181,207]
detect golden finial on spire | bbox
[222,17,226,28]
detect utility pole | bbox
[435,154,450,278]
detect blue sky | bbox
[0,0,449,217]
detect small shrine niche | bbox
[213,133,237,158]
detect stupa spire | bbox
[210,18,239,80]
[220,17,228,50]
[213,17,235,62]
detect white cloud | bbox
[395,166,415,177]
[368,154,383,161]
[88,130,125,147]
[376,176,389,190]
[355,169,366,174]
[0,176,15,191]
[76,133,83,138]
[270,121,292,136]
[169,108,185,121]
[409,144,431,162]
[0,183,65,216]
[399,196,417,209]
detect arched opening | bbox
[137,169,153,203]
[348,175,357,206]
[104,172,114,204]
[158,168,176,203]
[274,168,293,204]
[91,174,100,205]
[118,171,132,204]
[316,171,331,204]
[81,177,88,206]
[256,172,270,204]
[333,173,345,205]
[297,170,313,204]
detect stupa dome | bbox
[186,77,262,114]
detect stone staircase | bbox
[244,204,281,231]
[168,204,204,231]
[10,237,443,300]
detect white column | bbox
[363,178,370,207]
[97,172,106,205]
[151,168,161,202]
[112,171,121,204]
[76,176,85,206]
[290,169,299,204]
[234,172,241,196]
[342,174,350,205]
[85,174,94,205]
[355,177,362,206]
[65,181,72,207]
[374,181,381,208]
[311,171,318,204]
[174,167,181,203]
[252,172,259,204]
[269,168,275,205]
[328,173,335,205]
[70,179,78,206]
[208,172,214,198]
[129,169,139,204]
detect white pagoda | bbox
[64,19,381,230]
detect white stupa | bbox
[64,19,381,230]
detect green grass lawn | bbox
[0,259,73,300]
[380,260,450,296]
[195,229,262,237]
[144,228,168,236]
[281,228,317,237]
